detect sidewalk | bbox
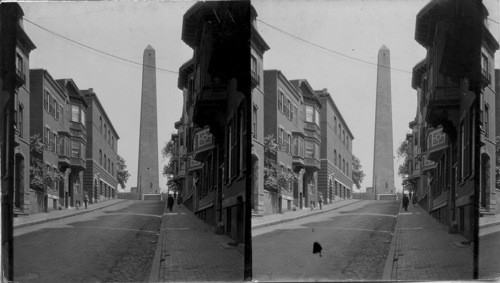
[479,213,500,230]
[385,203,473,281]
[13,198,126,229]
[251,198,361,230]
[149,203,244,282]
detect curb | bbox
[479,220,500,230]
[251,199,363,230]
[382,206,402,280]
[149,200,168,283]
[13,199,127,230]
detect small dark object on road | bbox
[313,242,322,257]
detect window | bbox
[55,101,59,121]
[339,124,341,136]
[108,130,111,143]
[338,154,341,168]
[45,127,50,146]
[72,140,80,158]
[59,136,64,155]
[334,117,337,133]
[346,162,349,176]
[112,162,114,176]
[81,109,86,124]
[306,106,314,123]
[278,91,283,112]
[104,124,108,140]
[251,55,257,80]
[314,108,320,126]
[112,136,114,150]
[484,104,489,138]
[52,132,57,152]
[343,159,345,173]
[65,137,70,156]
[18,104,23,138]
[334,149,337,165]
[16,53,23,74]
[293,105,298,124]
[279,128,284,149]
[99,149,102,165]
[314,143,319,160]
[305,141,314,158]
[44,91,50,111]
[104,154,107,168]
[71,105,79,122]
[49,97,55,117]
[252,104,257,139]
[288,134,292,155]
[284,98,290,119]
[481,53,489,80]
[59,104,64,124]
[343,130,346,144]
[283,133,289,153]
[108,158,111,172]
[293,137,298,156]
[100,116,103,133]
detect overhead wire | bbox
[23,18,179,74]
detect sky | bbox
[19,0,499,193]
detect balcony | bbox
[70,121,87,141]
[292,153,304,171]
[304,122,321,142]
[426,127,448,162]
[193,84,228,130]
[304,157,320,172]
[193,127,215,162]
[58,155,71,168]
[70,156,86,171]
[15,69,26,86]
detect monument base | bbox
[141,194,162,201]
[377,194,397,201]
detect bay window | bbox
[305,106,314,123]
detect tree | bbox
[396,138,413,192]
[117,154,130,190]
[351,155,365,190]
[29,135,63,193]
[162,139,181,193]
[263,135,297,192]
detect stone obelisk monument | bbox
[137,45,160,197]
[372,45,395,198]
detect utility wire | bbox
[24,18,179,74]
[257,19,412,74]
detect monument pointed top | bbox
[145,44,155,50]
[380,45,389,51]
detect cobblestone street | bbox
[14,200,163,282]
[252,200,399,281]
[150,203,244,282]
[390,203,473,280]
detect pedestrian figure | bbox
[402,194,409,212]
[83,194,88,209]
[167,195,174,212]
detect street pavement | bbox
[14,200,163,282]
[13,198,126,229]
[252,200,399,281]
[389,203,473,281]
[479,217,500,280]
[149,203,244,282]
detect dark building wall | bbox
[496,69,499,138]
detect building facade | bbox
[82,88,119,204]
[408,0,498,240]
[263,70,304,215]
[56,79,88,209]
[290,79,322,209]
[173,1,250,246]
[12,13,36,216]
[317,89,354,204]
[29,69,72,213]
[250,7,270,217]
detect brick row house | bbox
[253,70,355,216]
[405,0,498,241]
[82,88,119,204]
[170,1,251,246]
[317,89,355,204]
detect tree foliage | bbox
[162,139,181,193]
[351,155,365,190]
[117,154,130,190]
[29,135,64,192]
[263,135,297,192]
[396,138,413,191]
